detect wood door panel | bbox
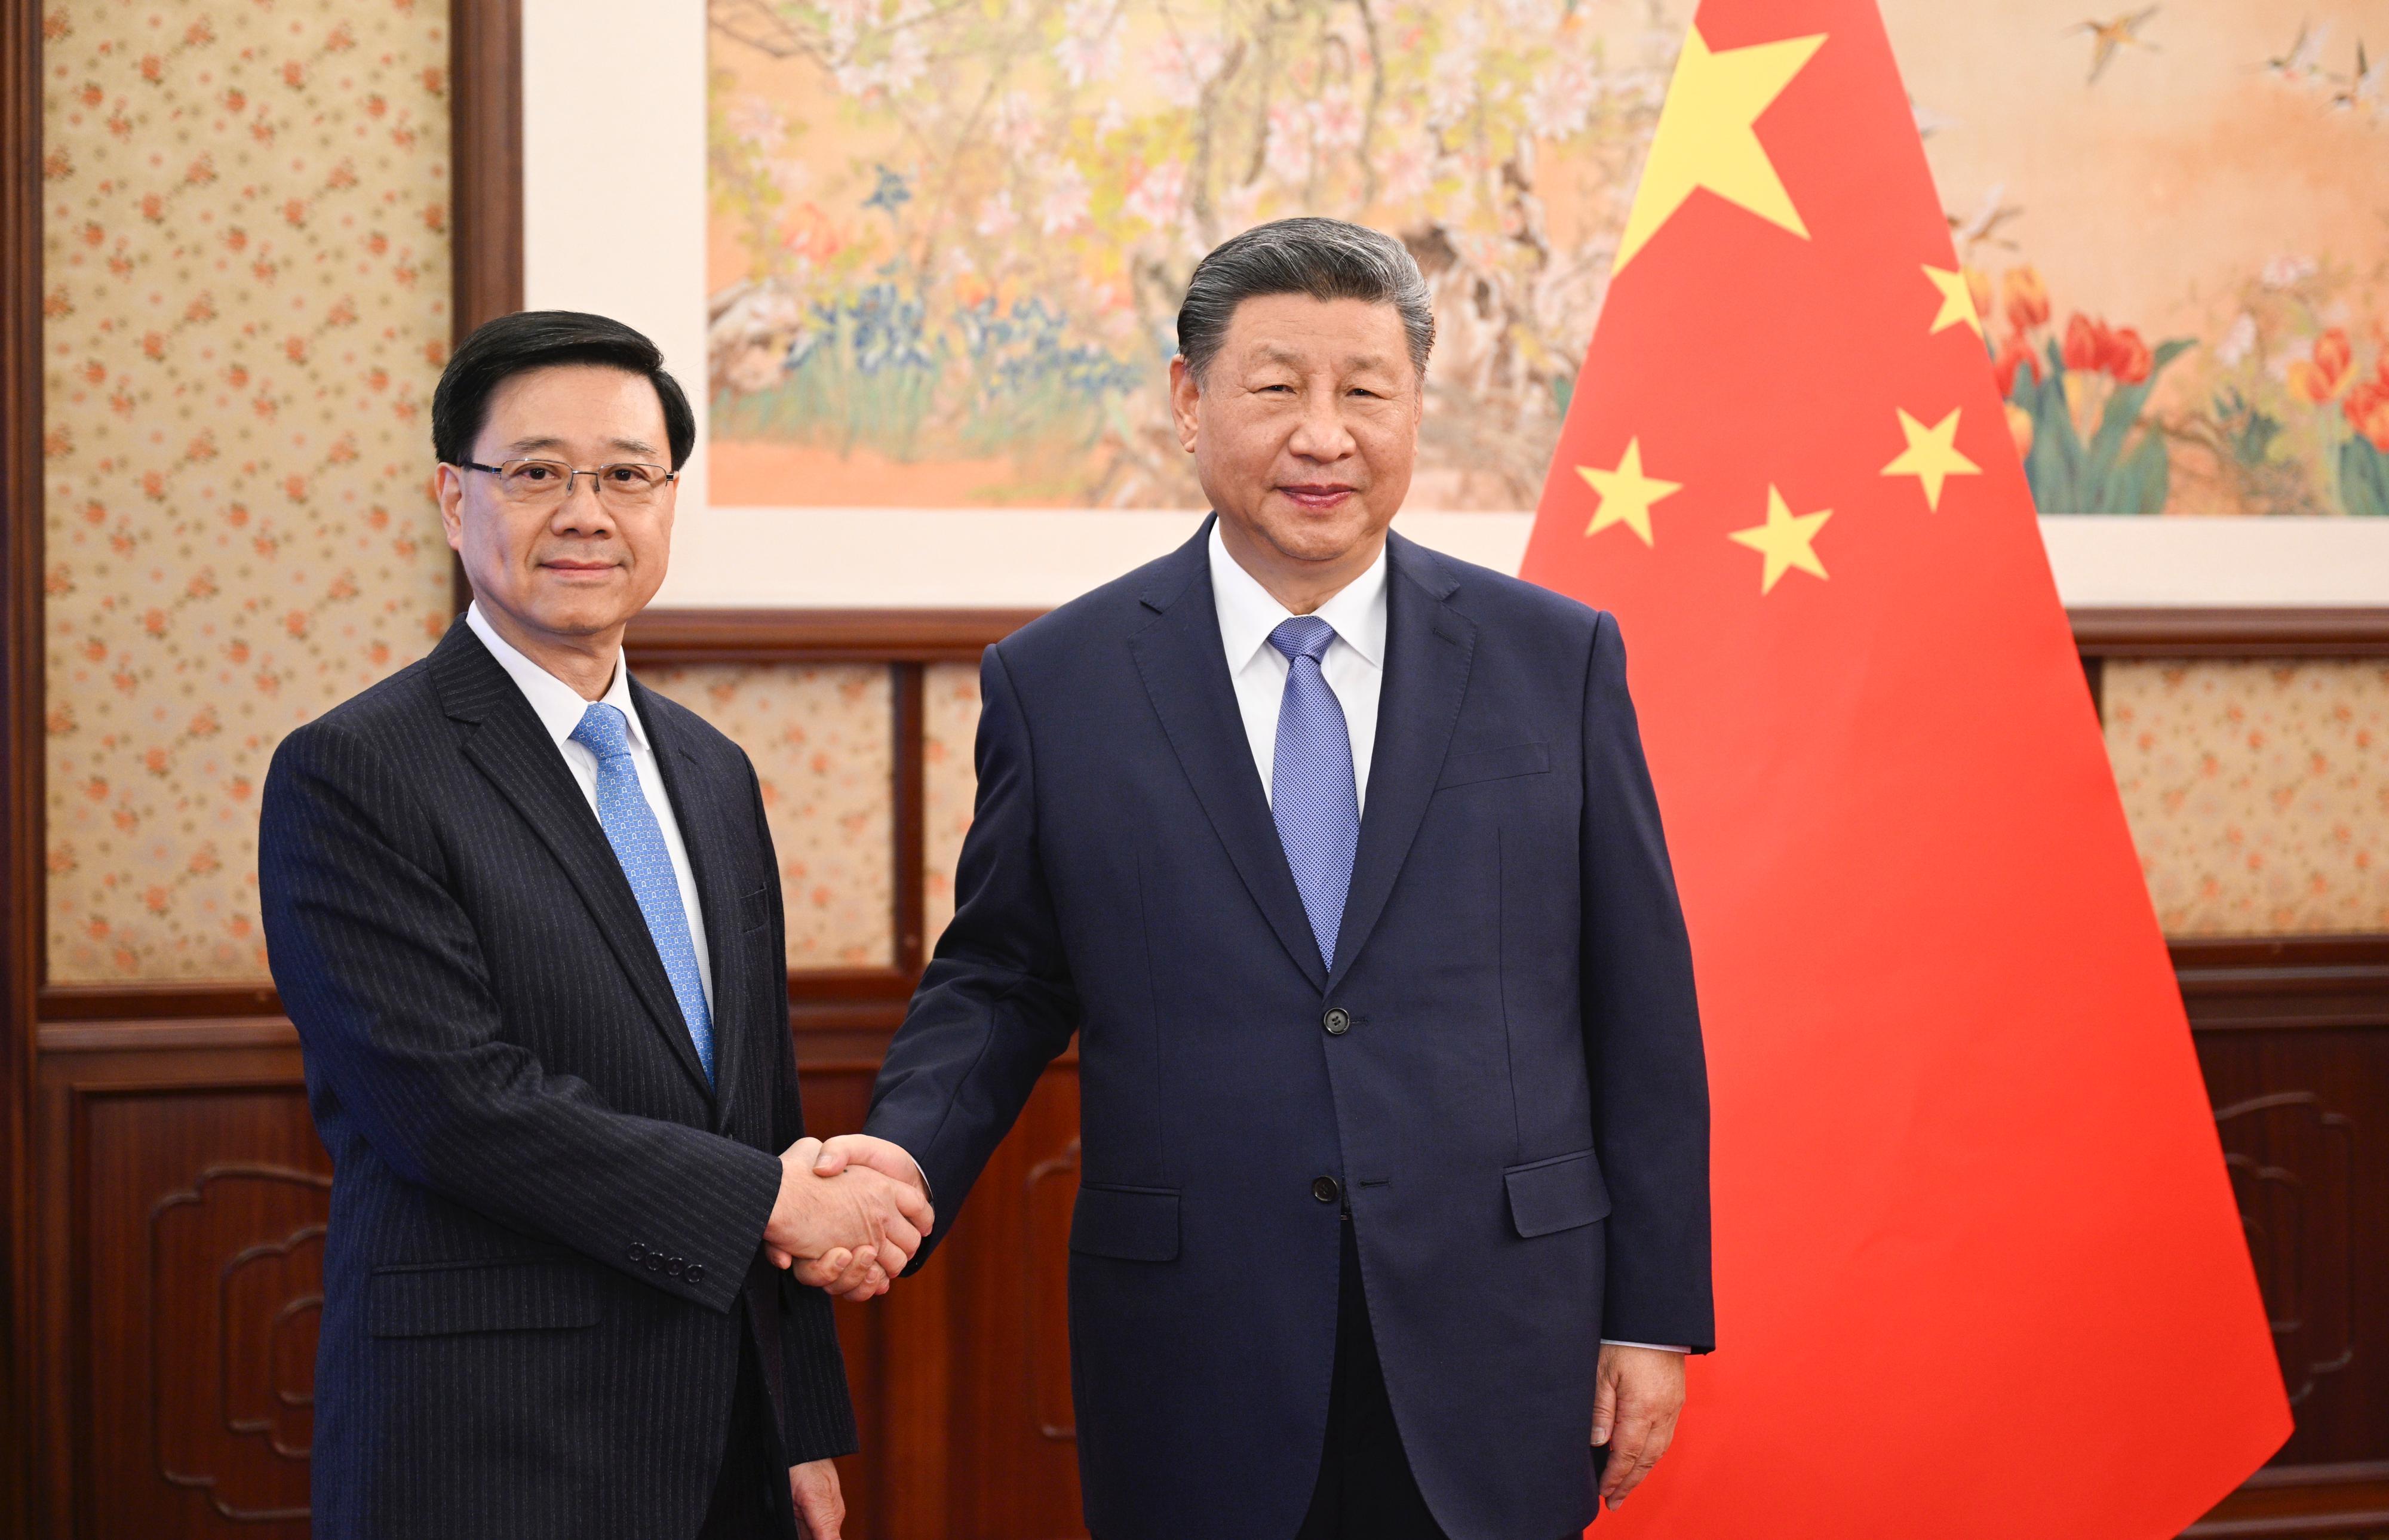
[2195,1028,2388,1474]
[75,1082,329,1538]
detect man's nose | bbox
[1288,390,1357,460]
[548,474,615,532]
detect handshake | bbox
[763,1135,934,1303]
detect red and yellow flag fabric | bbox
[1519,1,2292,1532]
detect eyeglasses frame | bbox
[453,458,681,506]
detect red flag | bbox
[1518,1,2291,1532]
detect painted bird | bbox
[1948,182,2025,259]
[2327,40,2380,119]
[2071,7,2161,85]
[2266,20,2332,87]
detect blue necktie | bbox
[570,702,715,1081]
[1268,616,1361,969]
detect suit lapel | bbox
[1129,524,1329,992]
[635,679,749,1132]
[1330,532,1476,986]
[429,624,717,1102]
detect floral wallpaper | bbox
[921,660,981,945]
[42,0,458,982]
[2105,659,2389,936]
[642,663,895,969]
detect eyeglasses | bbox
[456,458,678,509]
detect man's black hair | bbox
[431,309,696,471]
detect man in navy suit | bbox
[260,311,930,1540]
[817,219,1714,1539]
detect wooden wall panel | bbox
[32,1028,316,1538]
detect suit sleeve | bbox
[864,644,1081,1267]
[748,752,861,1463]
[258,717,782,1315]
[1579,610,1716,1352]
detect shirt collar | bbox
[465,601,647,753]
[1206,519,1389,672]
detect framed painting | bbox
[521,0,2389,611]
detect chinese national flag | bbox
[1518,0,2292,1533]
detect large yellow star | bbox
[1577,438,1683,545]
[1613,26,1829,275]
[1881,407,1982,511]
[1728,485,1832,594]
[1922,264,1982,337]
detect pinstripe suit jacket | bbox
[259,619,853,1540]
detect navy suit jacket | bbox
[259,622,853,1540]
[867,521,1713,1540]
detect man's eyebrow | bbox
[1251,346,1396,372]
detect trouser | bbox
[1294,1215,1451,1540]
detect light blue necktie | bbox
[1268,616,1361,969]
[570,702,715,1081]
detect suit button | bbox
[1322,1007,1351,1036]
[1312,1176,1341,1204]
[644,1252,662,1271]
[628,1241,646,1263]
[686,1264,704,1285]
[665,1256,685,1277]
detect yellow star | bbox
[1922,264,1982,337]
[1614,26,1829,275]
[1577,438,1683,545]
[1881,407,1982,511]
[1728,485,1832,594]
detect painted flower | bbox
[1525,57,1599,140]
[2215,311,2258,368]
[975,189,1018,239]
[1038,161,1091,235]
[1123,161,1187,230]
[2345,379,2389,452]
[2006,402,2034,459]
[2001,266,2049,331]
[1264,100,1314,187]
[2106,326,2152,385]
[1148,32,1226,112]
[2288,328,2354,402]
[1055,0,1122,89]
[2261,254,2319,291]
[2061,312,2108,373]
[1991,331,2040,394]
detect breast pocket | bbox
[739,884,772,935]
[1438,742,1551,789]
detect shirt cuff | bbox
[1601,1339,1690,1353]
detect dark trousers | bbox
[696,1326,797,1540]
[1295,1217,1451,1540]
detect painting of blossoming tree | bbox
[707,0,2389,517]
[705,0,1679,509]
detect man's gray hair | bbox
[1176,217,1435,382]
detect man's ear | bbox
[1168,355,1200,454]
[433,463,467,553]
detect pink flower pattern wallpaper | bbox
[921,660,982,944]
[42,0,457,982]
[2105,659,2389,936]
[643,663,896,969]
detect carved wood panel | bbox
[75,1083,329,1537]
[2195,1029,2386,1474]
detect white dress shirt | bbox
[466,602,714,1014]
[1206,527,1684,1355]
[1209,521,1387,812]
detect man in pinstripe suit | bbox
[259,311,929,1540]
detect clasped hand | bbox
[764,1136,934,1302]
